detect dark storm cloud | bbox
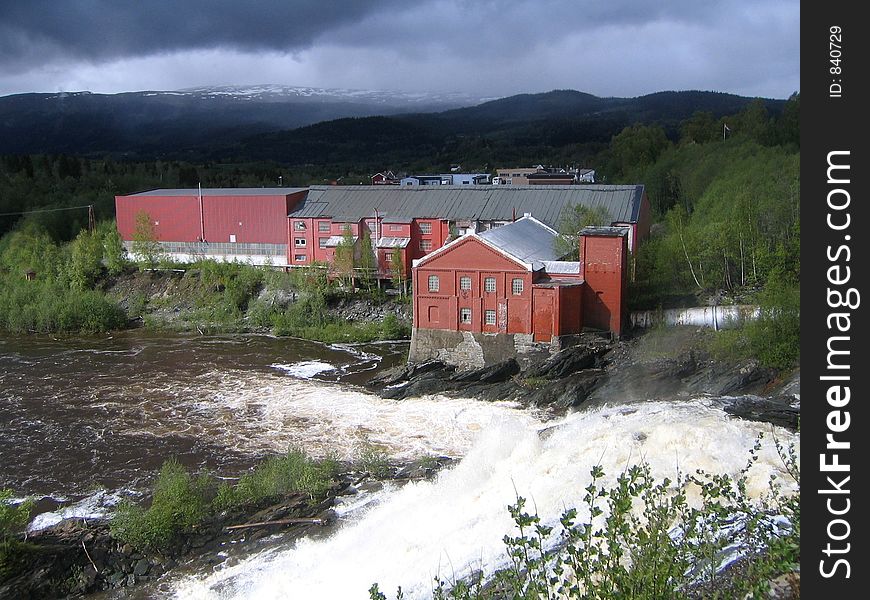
[0,0,799,98]
[0,0,404,72]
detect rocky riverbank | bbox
[0,455,453,599]
[367,326,800,430]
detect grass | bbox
[110,450,340,552]
[0,490,33,580]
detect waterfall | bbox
[172,398,797,599]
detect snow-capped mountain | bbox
[0,84,496,156]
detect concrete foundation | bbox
[409,328,573,370]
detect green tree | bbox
[101,223,127,276]
[358,227,377,290]
[680,111,718,144]
[555,204,612,260]
[131,211,164,270]
[608,124,671,179]
[389,247,407,297]
[334,227,357,289]
[68,229,104,290]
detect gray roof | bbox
[128,188,306,197]
[580,226,630,237]
[377,237,411,249]
[291,185,645,226]
[478,217,560,269]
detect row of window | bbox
[155,241,286,255]
[459,308,497,325]
[428,275,524,294]
[295,220,424,234]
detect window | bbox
[459,308,472,324]
[341,224,351,232]
[384,252,393,262]
[294,221,306,231]
[420,240,432,252]
[294,238,306,247]
[419,222,432,234]
[428,275,440,292]
[294,254,307,262]
[484,310,496,325]
[459,276,472,291]
[389,225,403,232]
[484,277,496,293]
[319,237,329,249]
[512,278,524,295]
[318,221,330,232]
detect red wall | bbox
[115,191,306,246]
[115,195,201,242]
[580,233,627,334]
[413,237,532,333]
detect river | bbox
[0,332,798,598]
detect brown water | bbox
[0,332,407,506]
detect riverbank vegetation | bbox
[0,490,33,580]
[110,450,340,552]
[370,436,800,599]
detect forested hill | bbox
[223,90,785,167]
[0,88,785,163]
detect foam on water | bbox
[27,490,130,532]
[271,361,336,379]
[171,399,798,599]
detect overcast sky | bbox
[0,0,799,99]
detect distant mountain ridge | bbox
[0,86,784,161]
[0,85,497,156]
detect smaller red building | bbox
[410,217,628,366]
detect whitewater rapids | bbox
[171,397,798,600]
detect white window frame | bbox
[512,278,524,295]
[459,276,472,291]
[459,308,472,323]
[428,275,440,292]
[484,310,496,325]
[318,221,331,232]
[484,277,496,293]
[294,221,306,231]
[419,222,432,234]
[294,238,307,247]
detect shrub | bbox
[1,490,33,578]
[110,459,211,551]
[215,449,339,510]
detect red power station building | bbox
[409,216,628,367]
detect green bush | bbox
[215,449,339,510]
[1,490,33,578]
[110,459,211,551]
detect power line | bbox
[0,204,93,217]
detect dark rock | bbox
[720,395,800,430]
[450,358,520,384]
[524,345,605,380]
[133,558,151,576]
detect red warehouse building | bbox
[409,216,628,368]
[115,188,307,266]
[286,184,649,277]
